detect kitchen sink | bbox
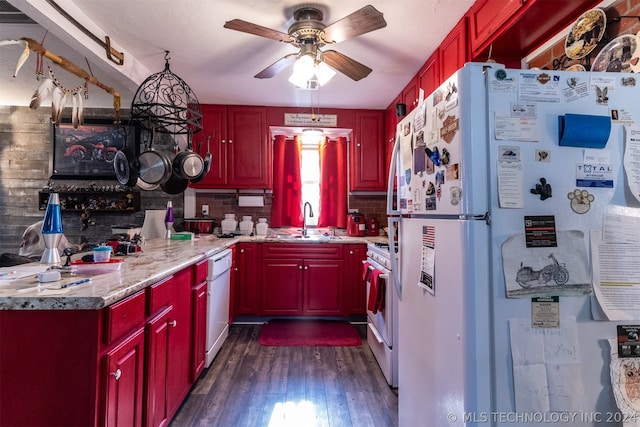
[267,234,341,241]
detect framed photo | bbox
[50,119,139,179]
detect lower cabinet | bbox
[0,263,207,427]
[235,242,260,315]
[260,243,345,316]
[345,243,367,315]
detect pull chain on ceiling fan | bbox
[223,4,387,86]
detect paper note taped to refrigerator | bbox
[494,113,539,141]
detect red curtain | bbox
[317,136,347,228]
[270,135,303,227]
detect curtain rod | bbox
[21,37,121,122]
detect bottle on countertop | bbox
[220,213,237,235]
[255,218,269,236]
[239,216,254,235]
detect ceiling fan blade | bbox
[321,50,372,81]
[254,53,298,79]
[224,19,293,43]
[322,5,387,44]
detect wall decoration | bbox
[50,119,139,179]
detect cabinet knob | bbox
[304,265,308,270]
[228,139,233,144]
[170,320,177,328]
[349,250,353,255]
[299,265,303,270]
[111,368,122,381]
[240,249,244,253]
[222,139,226,144]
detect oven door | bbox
[365,258,393,348]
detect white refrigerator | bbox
[388,62,640,426]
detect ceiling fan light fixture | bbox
[289,54,316,88]
[315,61,336,86]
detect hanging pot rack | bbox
[130,51,203,135]
[21,37,121,122]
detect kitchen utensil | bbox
[347,212,366,237]
[92,246,112,263]
[113,125,139,187]
[190,136,212,184]
[160,170,189,194]
[172,131,204,180]
[137,127,173,186]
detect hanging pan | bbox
[172,131,204,180]
[160,170,189,195]
[137,127,172,186]
[190,136,212,184]
[113,125,139,187]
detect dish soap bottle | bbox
[255,218,269,236]
[239,216,254,235]
[221,213,237,235]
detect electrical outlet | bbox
[201,205,209,216]
[348,209,358,213]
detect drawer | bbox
[194,258,208,284]
[261,243,343,259]
[147,275,174,315]
[104,290,146,345]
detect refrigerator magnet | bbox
[567,189,594,214]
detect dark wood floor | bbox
[170,323,398,427]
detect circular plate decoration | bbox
[565,64,586,71]
[591,34,638,72]
[564,8,606,60]
[630,31,640,73]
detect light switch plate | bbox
[201,205,209,216]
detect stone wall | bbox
[0,106,183,255]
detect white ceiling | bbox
[1,0,475,112]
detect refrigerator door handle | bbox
[388,216,402,299]
[386,134,400,216]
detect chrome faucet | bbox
[302,202,314,237]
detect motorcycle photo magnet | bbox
[501,230,592,298]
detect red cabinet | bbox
[467,0,522,57]
[235,242,260,315]
[439,18,469,83]
[145,305,173,427]
[260,243,345,316]
[103,327,146,427]
[191,280,208,382]
[401,77,419,113]
[190,105,271,189]
[345,244,367,315]
[350,110,386,191]
[417,52,440,102]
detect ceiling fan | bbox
[223,4,387,84]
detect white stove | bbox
[365,242,398,387]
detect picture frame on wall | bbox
[49,119,139,179]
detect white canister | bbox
[255,218,269,236]
[239,216,254,235]
[221,214,237,234]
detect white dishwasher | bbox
[205,248,233,367]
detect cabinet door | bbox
[402,77,418,113]
[226,106,270,188]
[229,245,237,322]
[467,0,522,55]
[303,259,344,316]
[350,110,386,191]
[103,328,145,427]
[191,105,227,187]
[145,306,173,427]
[261,258,303,315]
[345,244,367,315]
[235,243,260,315]
[439,18,469,82]
[191,281,208,382]
[417,51,440,99]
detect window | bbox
[300,135,321,227]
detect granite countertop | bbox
[0,234,385,311]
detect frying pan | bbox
[190,136,212,184]
[113,126,139,187]
[136,177,159,191]
[137,128,172,186]
[173,131,204,180]
[160,170,189,195]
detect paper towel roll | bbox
[238,195,264,207]
[558,114,611,148]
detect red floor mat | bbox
[258,319,362,347]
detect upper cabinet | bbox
[468,0,602,64]
[350,110,386,192]
[439,18,469,82]
[190,105,271,189]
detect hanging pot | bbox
[190,137,212,184]
[160,170,189,195]
[172,132,204,180]
[136,177,159,191]
[137,128,172,186]
[113,126,139,187]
